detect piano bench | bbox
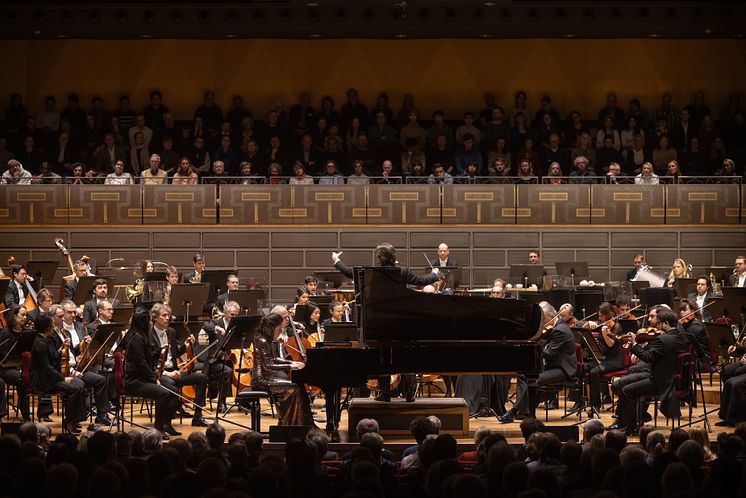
[541,379,577,422]
[235,390,271,432]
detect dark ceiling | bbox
[2,1,746,40]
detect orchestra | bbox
[0,238,741,440]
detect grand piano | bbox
[294,267,545,431]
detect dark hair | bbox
[130,311,151,336]
[679,299,701,320]
[34,314,53,335]
[10,264,26,278]
[374,243,397,266]
[8,304,25,326]
[150,90,162,99]
[655,307,678,328]
[304,275,318,285]
[598,302,616,319]
[306,303,320,323]
[462,133,475,142]
[258,313,284,341]
[409,416,439,444]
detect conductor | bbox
[332,243,440,402]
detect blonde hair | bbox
[667,258,691,287]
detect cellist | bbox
[3,264,31,309]
[148,303,208,427]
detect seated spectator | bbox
[401,138,426,175]
[564,110,588,148]
[582,419,604,451]
[541,133,570,175]
[489,158,512,182]
[288,162,314,185]
[487,137,512,174]
[652,135,677,174]
[456,112,482,146]
[661,160,683,184]
[595,116,621,151]
[688,427,716,462]
[596,135,624,172]
[141,154,168,185]
[186,136,211,175]
[569,155,597,184]
[401,416,441,469]
[0,137,14,169]
[172,157,198,185]
[213,135,239,175]
[544,161,565,184]
[346,160,370,185]
[454,134,482,175]
[459,163,483,184]
[318,160,345,185]
[716,158,740,183]
[1,159,32,184]
[428,163,453,185]
[104,160,133,185]
[679,136,708,176]
[406,161,428,184]
[34,161,62,184]
[458,426,491,464]
[203,160,231,184]
[516,137,542,169]
[427,135,454,175]
[605,162,631,184]
[635,161,660,185]
[235,161,259,185]
[427,111,453,150]
[373,160,401,184]
[294,134,323,176]
[510,112,530,152]
[344,418,395,463]
[159,136,180,174]
[400,110,427,151]
[265,162,286,184]
[129,131,150,175]
[513,159,537,184]
[66,162,89,184]
[348,134,377,175]
[624,133,650,174]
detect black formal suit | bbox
[48,328,110,422]
[687,291,715,322]
[195,318,233,407]
[63,278,78,301]
[149,327,207,408]
[719,343,746,422]
[428,258,458,269]
[124,331,178,428]
[626,268,639,281]
[0,327,30,419]
[616,328,690,427]
[514,320,576,414]
[27,307,51,324]
[728,273,746,288]
[82,298,121,325]
[215,291,229,312]
[3,280,29,309]
[30,333,86,424]
[678,318,712,367]
[334,260,438,287]
[181,271,202,284]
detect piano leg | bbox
[321,386,341,432]
[526,375,539,418]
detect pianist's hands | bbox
[290,361,305,370]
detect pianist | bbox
[251,313,314,426]
[332,243,440,402]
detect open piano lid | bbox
[360,267,543,342]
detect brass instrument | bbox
[126,278,144,303]
[211,306,224,320]
[190,272,202,284]
[710,272,723,297]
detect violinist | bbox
[616,295,637,321]
[587,303,625,410]
[148,303,208,427]
[195,300,238,412]
[677,299,710,367]
[48,304,112,426]
[3,264,31,309]
[87,299,114,334]
[500,302,576,423]
[124,311,180,437]
[82,280,121,325]
[30,314,87,435]
[611,306,689,434]
[251,312,313,426]
[0,304,31,420]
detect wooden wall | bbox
[4,227,744,303]
[2,39,745,120]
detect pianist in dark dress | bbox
[332,243,440,402]
[251,312,314,426]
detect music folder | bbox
[228,289,267,315]
[24,261,59,291]
[320,322,358,344]
[72,276,115,306]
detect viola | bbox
[679,314,694,326]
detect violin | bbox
[60,331,71,377]
[154,344,170,378]
[619,327,663,347]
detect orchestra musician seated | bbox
[148,303,209,427]
[718,321,746,427]
[499,302,576,423]
[124,311,181,437]
[585,302,625,410]
[251,312,314,426]
[195,301,238,412]
[687,276,715,322]
[82,279,121,325]
[610,306,690,434]
[3,264,31,309]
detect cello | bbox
[285,314,320,396]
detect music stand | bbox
[639,287,673,308]
[707,267,732,287]
[174,320,203,342]
[169,283,210,319]
[142,272,168,304]
[618,319,640,334]
[630,281,650,300]
[555,262,590,287]
[111,305,134,324]
[294,304,311,326]
[705,322,736,365]
[213,315,263,429]
[321,322,358,344]
[440,267,462,290]
[0,280,9,301]
[312,271,350,289]
[228,289,267,315]
[73,276,115,306]
[674,278,697,298]
[24,261,58,292]
[567,328,603,419]
[85,322,126,366]
[200,270,235,303]
[509,264,545,288]
[574,289,603,319]
[716,288,746,326]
